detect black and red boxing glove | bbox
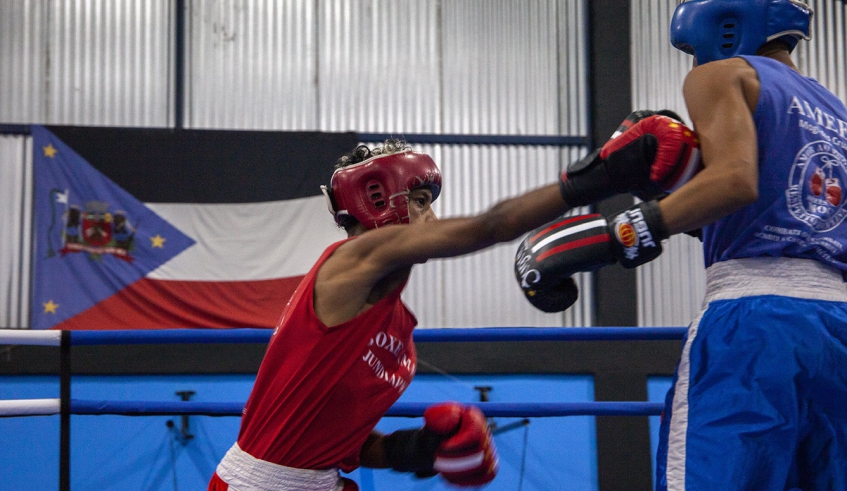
[383,402,498,486]
[559,112,701,207]
[608,109,685,140]
[515,201,669,312]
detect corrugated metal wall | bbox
[0,0,590,328]
[630,0,706,327]
[0,0,173,126]
[0,135,33,329]
[5,0,844,329]
[186,0,318,129]
[630,0,847,327]
[0,2,46,122]
[49,0,174,125]
[796,0,847,102]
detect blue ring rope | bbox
[1,127,588,146]
[69,328,273,345]
[69,327,686,346]
[358,132,588,147]
[69,400,664,417]
[413,327,686,342]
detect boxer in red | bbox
[210,129,696,489]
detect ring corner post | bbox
[59,329,71,491]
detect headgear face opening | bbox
[321,151,442,230]
[670,0,812,65]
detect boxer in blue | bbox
[514,1,847,488]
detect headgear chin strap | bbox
[321,151,442,230]
[670,0,812,65]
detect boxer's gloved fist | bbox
[514,217,586,313]
[608,109,674,139]
[425,403,499,487]
[515,201,669,312]
[383,402,498,486]
[559,113,701,207]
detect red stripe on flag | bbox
[536,234,610,262]
[528,214,602,244]
[53,277,304,330]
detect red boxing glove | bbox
[560,112,702,206]
[599,115,702,199]
[424,403,499,487]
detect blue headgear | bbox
[670,0,813,65]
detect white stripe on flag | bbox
[147,196,346,281]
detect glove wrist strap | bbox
[608,200,668,268]
[383,428,443,474]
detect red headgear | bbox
[322,151,442,229]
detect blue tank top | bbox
[701,55,847,273]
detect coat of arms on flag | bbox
[49,199,136,261]
[32,125,195,329]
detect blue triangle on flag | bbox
[30,125,196,329]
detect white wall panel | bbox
[186,0,318,129]
[558,0,590,137]
[0,1,47,123]
[630,0,690,120]
[0,135,33,328]
[48,0,172,126]
[317,0,441,133]
[795,0,847,102]
[441,0,567,135]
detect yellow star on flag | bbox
[43,300,59,314]
[43,144,58,158]
[151,234,166,248]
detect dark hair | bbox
[757,38,793,55]
[336,210,360,235]
[335,139,411,169]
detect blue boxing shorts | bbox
[656,258,847,491]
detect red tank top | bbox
[237,239,418,472]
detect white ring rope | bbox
[0,329,62,346]
[0,398,61,416]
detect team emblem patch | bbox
[616,222,637,248]
[787,141,847,232]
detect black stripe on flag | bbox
[46,126,360,204]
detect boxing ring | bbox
[0,327,686,490]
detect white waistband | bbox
[216,443,343,491]
[704,257,847,304]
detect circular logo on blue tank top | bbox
[787,141,847,232]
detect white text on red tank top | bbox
[362,331,415,394]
